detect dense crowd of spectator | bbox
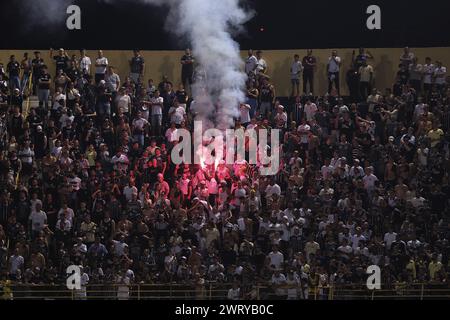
[0,47,449,300]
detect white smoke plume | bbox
[108,0,252,130]
[20,0,73,27]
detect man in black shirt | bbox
[129,50,145,84]
[180,48,195,94]
[32,51,45,95]
[37,67,51,109]
[8,88,23,112]
[7,55,21,92]
[66,60,81,83]
[50,48,69,76]
[302,49,316,95]
[346,66,360,103]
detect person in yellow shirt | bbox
[427,122,444,148]
[80,214,97,245]
[428,254,442,281]
[1,279,13,300]
[85,144,97,167]
[406,257,417,280]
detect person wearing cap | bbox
[33,124,47,161]
[9,87,23,112]
[274,103,287,129]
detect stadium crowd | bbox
[0,47,449,300]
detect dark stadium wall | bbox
[1,47,450,96]
[1,0,450,50]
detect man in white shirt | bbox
[367,88,382,114]
[227,282,242,300]
[75,266,90,300]
[58,203,75,224]
[168,99,186,125]
[423,57,434,98]
[56,214,72,232]
[79,49,91,77]
[111,149,130,174]
[116,87,131,116]
[434,61,447,93]
[349,159,364,178]
[304,98,318,122]
[358,61,373,101]
[413,97,427,122]
[95,50,108,85]
[408,57,423,93]
[265,179,281,199]
[132,111,149,146]
[69,174,82,192]
[123,181,138,202]
[52,89,66,111]
[337,239,353,260]
[105,66,121,94]
[150,89,164,136]
[290,54,303,97]
[165,122,179,145]
[267,245,284,270]
[363,166,378,194]
[28,202,47,238]
[245,49,258,81]
[350,227,366,250]
[271,270,287,298]
[383,228,397,250]
[9,248,24,279]
[327,50,341,95]
[256,50,267,74]
[297,120,311,147]
[274,104,287,129]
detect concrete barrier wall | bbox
[1,47,449,96]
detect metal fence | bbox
[2,282,449,300]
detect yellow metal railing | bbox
[2,282,449,300]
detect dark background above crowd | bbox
[1,0,450,50]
